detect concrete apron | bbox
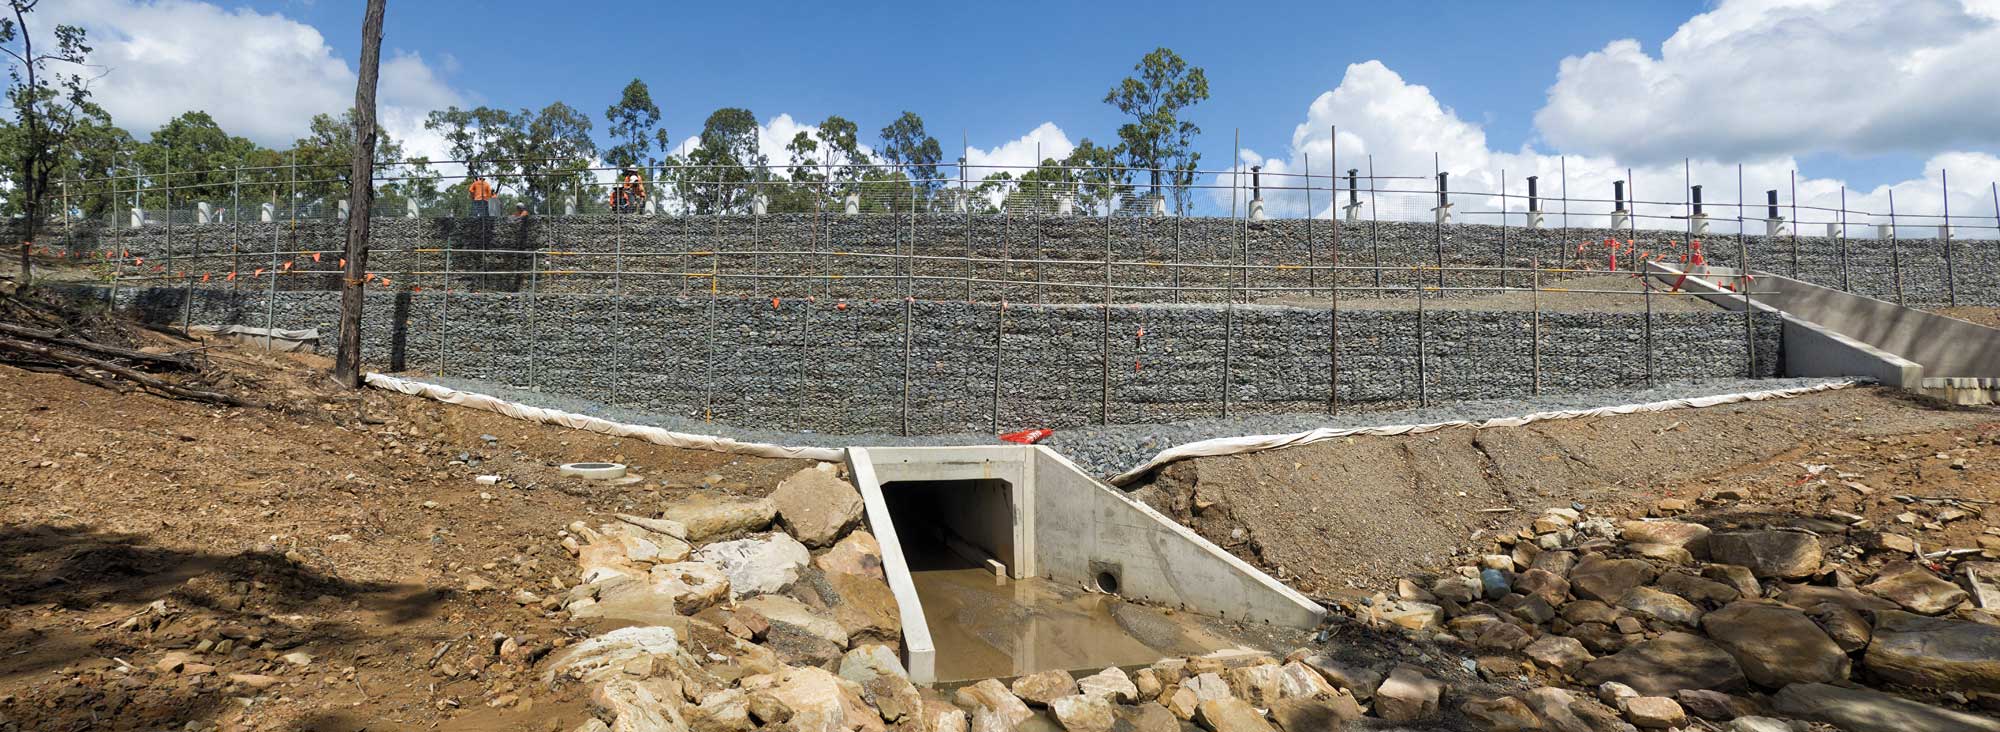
[845,445,1324,685]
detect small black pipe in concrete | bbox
[1528,175,1540,213]
[1437,172,1449,208]
[1346,169,1359,206]
[1767,190,1780,220]
[1691,185,1704,217]
[1250,166,1262,201]
[1614,181,1627,212]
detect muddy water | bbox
[912,568,1250,683]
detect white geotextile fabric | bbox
[1103,379,1863,485]
[363,373,845,463]
[365,372,1860,485]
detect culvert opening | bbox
[879,477,1240,683]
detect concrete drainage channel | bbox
[845,445,1324,684]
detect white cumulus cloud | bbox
[48,0,464,159]
[1533,0,2000,164]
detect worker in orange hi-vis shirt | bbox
[468,173,496,218]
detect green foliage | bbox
[669,107,764,214]
[1104,47,1207,212]
[1,1,96,243]
[603,79,662,170]
[877,111,941,196]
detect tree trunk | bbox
[333,0,387,389]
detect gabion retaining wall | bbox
[111,285,1779,435]
[56,213,1999,307]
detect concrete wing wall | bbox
[1747,271,2000,378]
[1029,447,1324,628]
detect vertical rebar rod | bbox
[1102,200,1113,426]
[1889,188,1904,305]
[704,261,718,421]
[1368,155,1381,292]
[266,176,277,351]
[1432,152,1443,290]
[1238,129,1250,294]
[900,296,913,436]
[991,302,1004,433]
[1531,257,1541,396]
[1560,156,1570,271]
[1789,170,1799,278]
[439,224,452,377]
[232,166,242,288]
[1627,167,1638,266]
[1499,170,1508,289]
[528,249,541,389]
[1222,289,1234,418]
[1416,286,1427,408]
[963,134,973,301]
[164,143,173,273]
[1305,151,1315,294]
[1644,272,1654,388]
[1685,159,1694,256]
[1738,163,1755,378]
[1329,124,1340,415]
[1839,186,1850,290]
[1942,168,1955,307]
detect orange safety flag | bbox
[339,258,347,268]
[201,272,211,283]
[312,251,322,262]
[380,277,392,287]
[999,428,1053,445]
[226,271,237,282]
[281,260,293,271]
[834,302,848,311]
[134,257,144,266]
[253,267,264,277]
[771,297,781,309]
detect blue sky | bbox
[45,0,2000,226]
[271,1,1710,177]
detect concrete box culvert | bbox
[847,444,1322,684]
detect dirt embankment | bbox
[1129,387,1998,597]
[0,344,810,731]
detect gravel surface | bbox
[1254,274,1727,313]
[417,373,1854,479]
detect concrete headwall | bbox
[105,284,1780,434]
[54,213,2000,306]
[1741,271,2000,378]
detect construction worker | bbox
[511,202,530,220]
[611,168,647,213]
[468,174,496,218]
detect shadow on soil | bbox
[0,523,451,731]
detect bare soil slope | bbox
[1130,387,1998,596]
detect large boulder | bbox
[954,679,1032,730]
[661,493,777,542]
[1775,582,1899,613]
[739,594,850,649]
[814,531,885,580]
[1570,558,1658,603]
[1461,696,1542,732]
[1618,586,1704,626]
[1700,600,1849,688]
[545,626,699,684]
[771,464,864,548]
[1195,698,1276,732]
[1864,561,1970,615]
[1270,694,1362,731]
[648,561,731,615]
[1579,631,1746,696]
[1049,694,1116,732]
[820,572,902,650]
[1621,520,1712,559]
[1772,682,2000,732]
[1525,635,1596,675]
[1077,667,1138,703]
[769,666,884,732]
[1011,669,1078,706]
[1864,610,2000,693]
[838,645,921,724]
[1373,664,1443,722]
[692,532,811,599]
[1708,531,1821,579]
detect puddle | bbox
[911,568,1247,683]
